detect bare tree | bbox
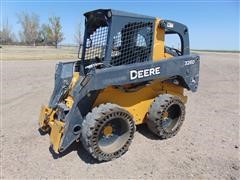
[18,12,39,46]
[74,22,82,45]
[38,24,50,46]
[0,20,16,44]
[47,16,64,48]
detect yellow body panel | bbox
[39,105,49,128]
[164,53,174,59]
[39,105,64,153]
[39,105,55,128]
[38,72,80,153]
[49,120,65,153]
[65,72,80,108]
[152,18,165,61]
[65,96,74,109]
[71,72,80,87]
[152,18,174,61]
[93,81,187,125]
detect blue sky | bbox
[1,0,239,50]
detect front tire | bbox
[147,94,185,139]
[81,103,135,162]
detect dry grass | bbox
[1,45,238,61]
[0,45,79,60]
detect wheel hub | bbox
[162,104,182,131]
[162,111,169,119]
[103,124,113,137]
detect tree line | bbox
[0,12,82,48]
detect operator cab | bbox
[77,9,155,74]
[77,9,190,74]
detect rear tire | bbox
[81,103,135,162]
[147,94,185,139]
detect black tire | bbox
[38,126,50,135]
[81,103,136,161]
[147,94,185,139]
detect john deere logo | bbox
[130,67,160,80]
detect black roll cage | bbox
[77,9,190,75]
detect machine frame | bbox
[39,9,200,155]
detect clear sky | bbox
[1,0,239,50]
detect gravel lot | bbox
[1,52,239,179]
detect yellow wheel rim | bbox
[103,125,113,136]
[163,111,169,119]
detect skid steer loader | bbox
[39,9,200,161]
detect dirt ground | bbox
[1,52,239,179]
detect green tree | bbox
[37,24,50,45]
[0,20,16,45]
[18,12,39,46]
[47,16,64,48]
[74,22,82,45]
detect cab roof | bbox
[84,9,156,20]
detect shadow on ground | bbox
[48,141,100,164]
[42,124,160,164]
[136,124,160,140]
